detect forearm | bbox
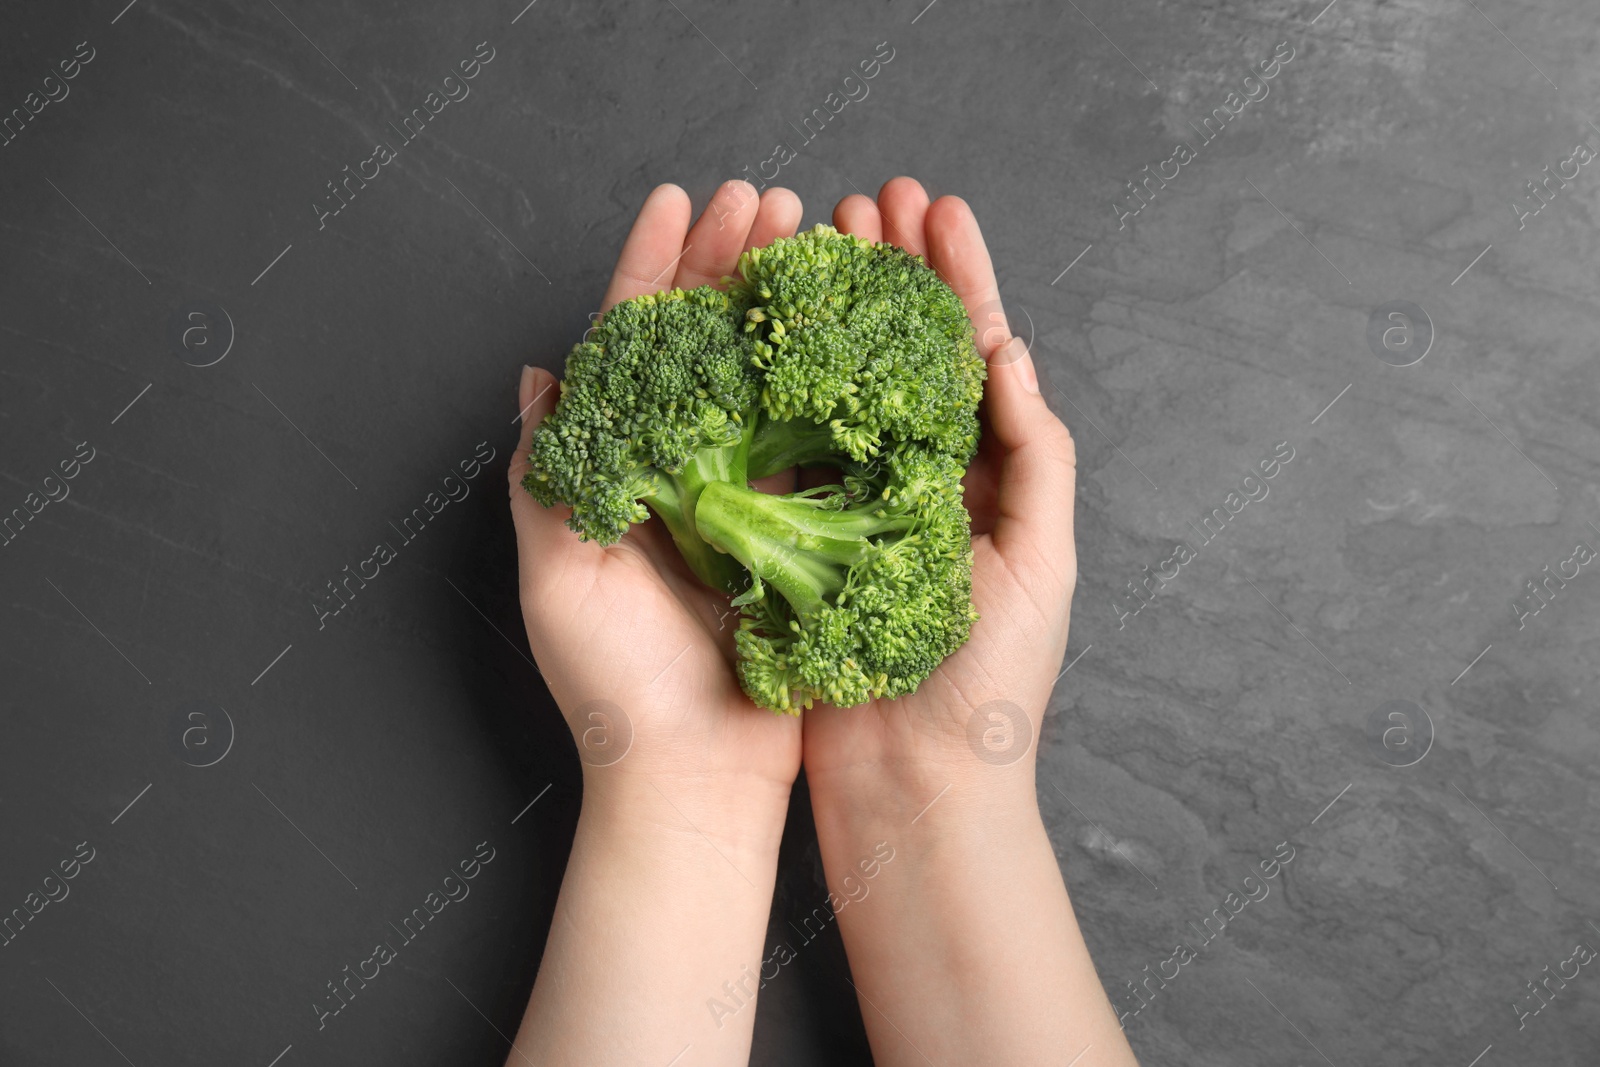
[511,776,789,1067]
[809,764,1139,1067]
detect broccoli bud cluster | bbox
[523,225,986,712]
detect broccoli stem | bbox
[644,425,755,596]
[747,416,840,480]
[694,481,917,614]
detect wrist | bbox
[807,743,1039,828]
[580,766,792,868]
[803,688,1048,819]
[808,757,1041,859]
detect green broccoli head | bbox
[522,224,986,712]
[523,286,759,541]
[734,227,985,465]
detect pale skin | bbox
[505,177,1139,1067]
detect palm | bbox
[529,520,802,787]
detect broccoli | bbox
[522,224,986,712]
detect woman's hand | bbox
[508,180,807,835]
[504,181,809,1067]
[795,179,1136,1067]
[802,176,1080,804]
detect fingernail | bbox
[519,364,535,413]
[996,337,1038,394]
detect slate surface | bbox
[1,0,1597,1065]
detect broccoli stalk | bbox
[644,413,865,597]
[693,480,918,614]
[745,417,840,480]
[638,422,753,596]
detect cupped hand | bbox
[801,177,1080,796]
[508,182,806,818]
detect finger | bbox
[925,195,1010,360]
[509,365,601,589]
[600,183,693,313]
[925,197,1073,568]
[876,176,930,258]
[741,187,804,255]
[675,180,761,291]
[832,194,882,243]
[983,336,1076,574]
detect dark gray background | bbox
[2,0,1597,1064]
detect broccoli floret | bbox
[523,225,986,712]
[522,286,757,594]
[735,228,985,466]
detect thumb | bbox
[508,365,597,599]
[984,336,1077,580]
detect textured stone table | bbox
[1,1,1595,1064]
